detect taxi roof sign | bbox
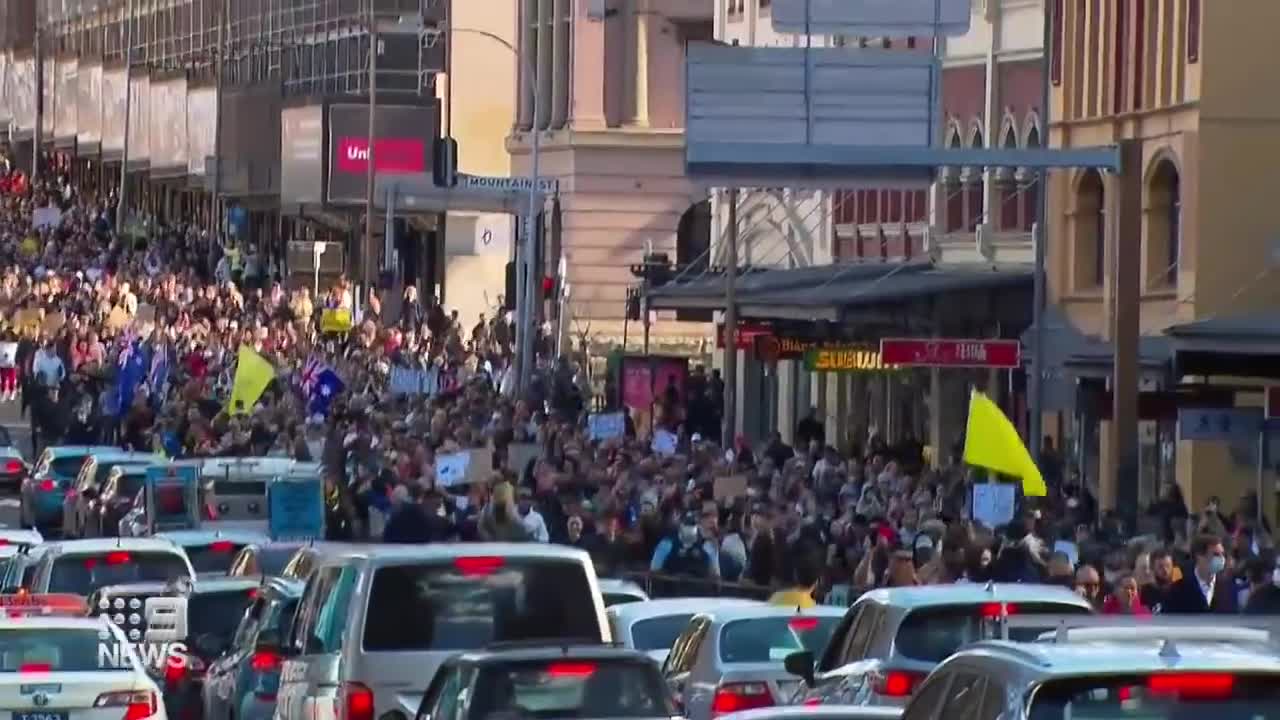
[1,593,89,618]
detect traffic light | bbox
[433,136,458,187]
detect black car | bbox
[161,578,263,720]
[417,643,677,720]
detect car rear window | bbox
[1028,674,1280,720]
[719,615,840,663]
[188,589,258,650]
[50,457,88,480]
[896,602,1091,663]
[0,628,129,672]
[49,552,191,596]
[362,557,603,651]
[187,543,248,574]
[631,614,695,652]
[471,659,674,719]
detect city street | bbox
[0,399,33,529]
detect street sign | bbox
[879,338,1022,368]
[1178,408,1263,442]
[457,173,558,194]
[1266,387,1280,420]
[772,0,973,36]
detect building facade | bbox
[1047,0,1280,511]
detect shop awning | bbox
[1167,310,1280,378]
[647,262,1032,321]
[1021,305,1171,378]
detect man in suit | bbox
[1161,533,1238,614]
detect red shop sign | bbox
[335,137,427,174]
[879,338,1022,368]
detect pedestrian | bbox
[1161,533,1238,613]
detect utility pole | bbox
[364,4,378,316]
[211,0,226,239]
[32,20,42,180]
[722,188,739,447]
[515,72,542,397]
[1029,0,1052,464]
[119,0,134,222]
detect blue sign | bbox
[1178,408,1264,442]
[268,477,325,541]
[145,464,201,532]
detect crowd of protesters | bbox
[4,152,1280,617]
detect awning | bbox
[647,262,1032,322]
[1167,309,1280,378]
[1021,305,1171,378]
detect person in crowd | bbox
[1102,574,1151,615]
[1162,533,1238,614]
[1140,548,1178,611]
[1243,554,1280,614]
[1074,564,1104,611]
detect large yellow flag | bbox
[962,390,1047,497]
[227,345,275,415]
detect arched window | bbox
[1145,159,1181,288]
[999,125,1020,230]
[965,127,985,231]
[1074,170,1106,289]
[944,126,964,232]
[1021,124,1041,232]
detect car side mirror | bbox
[784,650,815,687]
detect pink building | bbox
[507,0,714,340]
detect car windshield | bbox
[1029,674,1280,720]
[719,615,840,663]
[895,602,1092,663]
[49,552,191,596]
[0,628,128,672]
[630,614,695,652]
[186,543,248,574]
[188,589,258,655]
[362,557,602,651]
[471,659,674,719]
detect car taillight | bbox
[250,649,282,673]
[19,663,51,673]
[711,682,774,715]
[94,690,156,720]
[788,616,820,632]
[454,556,504,576]
[105,551,131,565]
[979,602,1018,618]
[546,662,596,678]
[209,540,235,552]
[1147,673,1235,699]
[872,670,925,697]
[164,661,187,686]
[339,681,375,720]
[39,479,54,492]
[6,460,23,474]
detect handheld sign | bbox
[436,452,471,488]
[267,475,325,541]
[588,412,625,442]
[145,464,201,534]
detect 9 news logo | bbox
[96,596,189,671]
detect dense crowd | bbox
[4,153,1280,617]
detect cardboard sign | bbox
[971,483,1017,528]
[588,412,625,442]
[713,474,749,502]
[105,307,129,333]
[268,476,325,541]
[651,430,678,456]
[0,343,16,367]
[14,309,41,332]
[42,311,65,335]
[436,452,471,487]
[507,443,540,473]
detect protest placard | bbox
[713,474,749,502]
[972,483,1017,528]
[651,430,678,456]
[268,477,325,541]
[320,308,353,334]
[588,412,625,442]
[436,452,471,487]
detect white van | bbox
[274,543,611,720]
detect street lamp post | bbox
[432,24,541,397]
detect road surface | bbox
[0,398,34,528]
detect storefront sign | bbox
[803,346,891,372]
[1178,408,1263,442]
[326,103,436,205]
[880,338,1022,368]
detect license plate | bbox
[14,712,68,720]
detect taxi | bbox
[20,446,120,531]
[25,538,197,598]
[0,606,168,720]
[0,527,44,549]
[153,529,271,577]
[900,615,1280,720]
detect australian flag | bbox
[307,365,344,417]
[148,343,170,403]
[298,357,323,396]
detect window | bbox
[943,673,985,717]
[0,628,129,673]
[188,588,259,653]
[1051,0,1064,85]
[186,542,249,575]
[816,609,857,673]
[48,552,190,596]
[472,660,674,719]
[631,614,695,652]
[424,666,467,720]
[292,566,344,655]
[895,604,1091,663]
[979,677,1007,720]
[902,674,953,720]
[844,604,882,663]
[1113,0,1128,115]
[1133,0,1146,110]
[718,616,840,663]
[361,559,602,652]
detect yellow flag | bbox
[962,390,1047,497]
[227,345,275,415]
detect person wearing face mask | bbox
[651,513,715,579]
[1243,554,1280,614]
[1162,533,1237,614]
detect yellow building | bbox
[1047,0,1280,515]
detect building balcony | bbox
[925,223,1034,265]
